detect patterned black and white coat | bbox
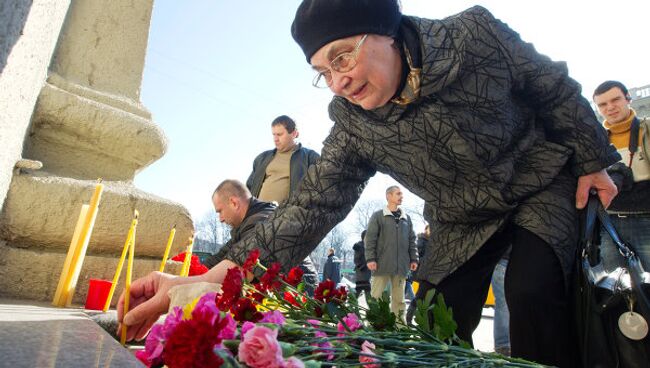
[226,6,620,286]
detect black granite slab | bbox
[0,301,144,368]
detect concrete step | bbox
[0,240,183,305]
[0,172,193,258]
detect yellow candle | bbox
[53,180,103,307]
[158,226,176,273]
[180,236,194,277]
[103,210,139,312]
[121,219,136,346]
[53,204,89,307]
[63,181,104,306]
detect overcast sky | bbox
[134,0,650,233]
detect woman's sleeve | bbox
[465,6,619,175]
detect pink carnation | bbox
[337,313,362,336]
[238,325,285,368]
[306,319,320,327]
[135,349,153,367]
[260,310,286,326]
[192,292,219,323]
[144,324,165,362]
[143,307,183,365]
[218,313,237,340]
[283,356,305,368]
[313,330,335,361]
[359,340,380,368]
[240,321,256,340]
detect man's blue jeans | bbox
[492,258,510,352]
[600,216,650,272]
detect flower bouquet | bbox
[136,250,546,367]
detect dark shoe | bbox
[494,346,511,356]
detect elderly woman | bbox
[119,1,618,366]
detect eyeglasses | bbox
[312,34,368,88]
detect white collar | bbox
[383,206,407,219]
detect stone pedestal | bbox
[0,0,196,303]
[1,174,192,258]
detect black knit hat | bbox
[291,0,402,63]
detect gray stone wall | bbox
[0,0,71,209]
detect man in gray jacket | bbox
[365,185,418,319]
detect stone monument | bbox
[0,0,193,304]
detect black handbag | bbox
[575,193,650,368]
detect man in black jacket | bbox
[406,224,430,324]
[322,248,342,285]
[245,115,320,292]
[246,115,320,204]
[353,230,371,297]
[203,180,319,293]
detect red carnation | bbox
[314,280,338,303]
[284,291,306,308]
[231,297,263,323]
[216,267,244,311]
[314,280,347,304]
[258,262,282,292]
[162,311,225,368]
[247,286,265,304]
[336,285,349,302]
[242,249,260,273]
[283,266,304,287]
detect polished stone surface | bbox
[0,299,143,367]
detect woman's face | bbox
[310,34,402,110]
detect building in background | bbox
[630,84,650,118]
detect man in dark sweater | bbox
[203,180,319,293]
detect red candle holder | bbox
[85,279,113,310]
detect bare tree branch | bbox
[194,210,231,253]
[312,223,350,272]
[402,201,425,224]
[351,199,384,234]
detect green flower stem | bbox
[255,261,266,271]
[245,259,546,368]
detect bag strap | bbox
[596,204,635,259]
[581,192,602,267]
[628,116,640,167]
[590,193,650,316]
